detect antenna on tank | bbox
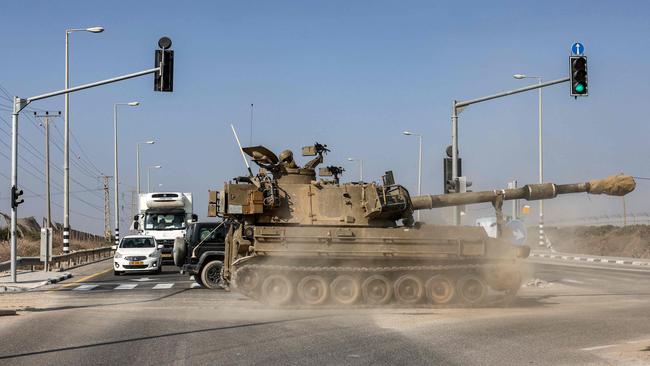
[231,124,254,177]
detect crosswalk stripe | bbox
[73,284,98,291]
[152,283,174,289]
[190,282,202,289]
[115,284,138,290]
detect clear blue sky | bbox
[1,0,649,234]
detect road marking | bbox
[190,283,201,289]
[57,267,114,289]
[581,344,617,351]
[115,284,138,290]
[152,283,174,289]
[73,284,98,291]
[561,279,585,284]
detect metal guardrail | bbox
[0,246,114,272]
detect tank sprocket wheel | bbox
[261,274,294,306]
[297,275,330,305]
[330,275,361,305]
[235,267,261,295]
[362,275,393,305]
[393,274,424,304]
[456,274,488,306]
[425,275,456,304]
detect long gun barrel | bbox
[411,174,636,210]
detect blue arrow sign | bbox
[571,42,585,56]
[505,219,527,246]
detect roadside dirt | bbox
[531,225,650,259]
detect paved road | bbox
[1,260,649,365]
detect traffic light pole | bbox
[451,76,569,225]
[8,66,161,283]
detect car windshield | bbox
[145,213,186,230]
[120,237,155,248]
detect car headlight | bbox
[114,252,123,259]
[148,251,159,258]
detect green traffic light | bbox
[575,83,585,93]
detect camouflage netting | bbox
[588,174,636,196]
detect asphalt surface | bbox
[1,259,650,366]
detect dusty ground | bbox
[530,225,650,258]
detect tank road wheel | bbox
[425,275,456,305]
[362,275,393,305]
[394,275,424,304]
[330,275,361,305]
[297,275,330,306]
[456,274,488,306]
[261,274,294,306]
[236,267,260,295]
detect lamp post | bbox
[513,73,544,247]
[148,165,162,193]
[63,26,104,253]
[347,157,363,181]
[403,131,423,221]
[137,140,155,194]
[114,101,139,245]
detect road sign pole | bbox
[449,76,569,226]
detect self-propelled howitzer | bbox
[208,143,635,307]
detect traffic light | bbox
[570,56,588,96]
[154,37,174,92]
[11,186,24,209]
[443,157,462,193]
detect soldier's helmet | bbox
[279,149,294,163]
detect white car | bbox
[112,235,163,275]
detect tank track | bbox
[231,262,521,308]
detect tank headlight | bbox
[114,252,123,259]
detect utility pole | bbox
[100,175,112,243]
[33,111,61,229]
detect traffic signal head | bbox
[154,37,174,92]
[570,56,588,96]
[11,186,24,209]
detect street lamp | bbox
[148,165,162,193]
[403,130,423,221]
[113,101,139,245]
[513,73,544,247]
[63,26,104,253]
[347,157,363,181]
[137,140,155,194]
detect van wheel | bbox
[200,260,223,289]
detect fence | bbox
[0,246,114,272]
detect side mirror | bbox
[191,214,198,222]
[157,244,164,249]
[111,245,117,250]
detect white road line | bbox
[561,279,585,284]
[152,283,174,290]
[190,283,202,289]
[115,284,138,290]
[73,284,98,291]
[580,344,617,351]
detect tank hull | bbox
[228,224,527,306]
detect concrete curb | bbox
[530,252,650,267]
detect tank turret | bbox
[208,143,636,307]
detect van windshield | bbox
[120,237,155,248]
[145,213,186,230]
